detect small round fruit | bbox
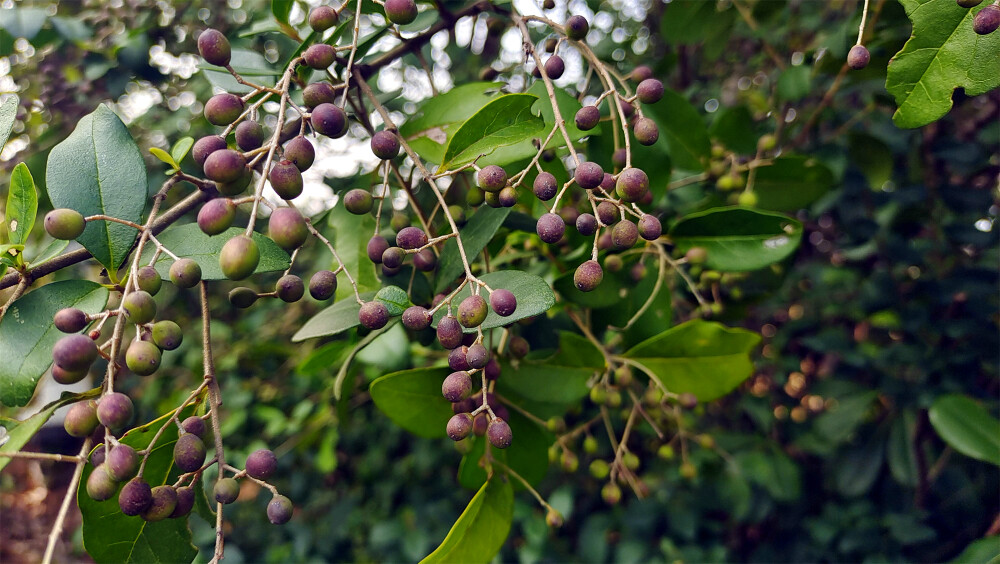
[413,249,437,272]
[217,166,253,196]
[64,400,99,437]
[466,343,489,369]
[575,161,604,190]
[52,364,88,385]
[473,412,488,436]
[173,433,207,473]
[487,418,512,449]
[303,82,337,109]
[309,6,339,31]
[267,495,294,524]
[344,190,374,216]
[126,339,161,376]
[86,464,118,501]
[135,266,162,295]
[533,172,558,200]
[458,295,488,328]
[442,371,473,402]
[489,289,516,317]
[576,213,598,236]
[737,191,758,207]
[193,135,227,168]
[309,270,338,300]
[371,130,400,160]
[235,120,265,151]
[284,136,315,171]
[447,413,473,441]
[44,209,86,240]
[198,29,231,66]
[181,416,206,438]
[484,358,501,381]
[574,106,600,131]
[381,247,405,269]
[544,55,565,79]
[141,486,178,522]
[303,43,336,69]
[636,78,664,104]
[612,220,638,250]
[203,149,247,184]
[171,486,195,518]
[229,287,258,308]
[957,0,983,6]
[974,5,1000,34]
[498,186,517,207]
[574,260,604,292]
[384,0,418,24]
[119,478,153,516]
[54,308,88,333]
[197,198,236,236]
[97,393,134,430]
[437,316,463,349]
[603,254,623,273]
[213,478,240,504]
[401,306,431,331]
[509,336,530,358]
[616,167,650,202]
[169,258,202,288]
[612,147,628,168]
[565,15,589,40]
[53,334,98,371]
[633,117,659,146]
[204,93,244,126]
[219,235,260,280]
[107,444,140,481]
[536,212,565,244]
[448,346,471,371]
[359,301,389,330]
[638,214,662,241]
[275,275,305,303]
[268,207,309,251]
[632,65,653,82]
[269,160,303,200]
[847,44,870,69]
[246,449,278,480]
[596,202,617,225]
[397,227,428,250]
[123,291,156,325]
[678,392,698,409]
[311,103,348,138]
[477,165,507,192]
[601,481,622,505]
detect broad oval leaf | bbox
[752,156,834,212]
[440,94,545,169]
[0,390,96,471]
[0,280,109,407]
[670,206,803,272]
[887,0,1000,129]
[622,319,761,401]
[643,88,710,172]
[375,285,413,317]
[421,477,513,564]
[46,105,146,272]
[400,82,506,165]
[928,394,1000,466]
[370,367,454,438]
[327,202,380,301]
[0,94,18,151]
[457,412,552,491]
[6,162,37,246]
[497,332,602,406]
[138,224,290,281]
[435,207,511,293]
[292,290,377,342]
[432,271,555,331]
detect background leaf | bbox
[643,88,710,172]
[370,367,454,438]
[6,162,37,246]
[440,94,546,169]
[138,224,290,281]
[929,394,1000,466]
[421,477,513,564]
[752,156,834,212]
[400,82,501,165]
[326,203,380,301]
[0,94,18,151]
[292,291,378,342]
[669,207,803,271]
[435,207,511,293]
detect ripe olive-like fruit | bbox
[633,117,659,146]
[120,477,153,516]
[536,212,565,244]
[64,399,100,437]
[574,105,600,131]
[235,120,265,151]
[487,418,512,449]
[267,495,294,525]
[382,246,405,269]
[218,166,254,197]
[458,295,488,328]
[533,172,558,201]
[303,43,336,69]
[630,261,647,282]
[544,55,565,79]
[193,135,227,168]
[87,464,119,501]
[214,478,240,504]
[309,6,339,31]
[229,287,258,308]
[489,289,516,317]
[509,336,530,358]
[44,208,86,240]
[636,78,664,104]
[269,160,303,200]
[611,220,638,250]
[974,5,1000,34]
[344,189,374,215]
[204,93,244,126]
[309,270,338,300]
[169,258,202,288]
[402,306,432,330]
[477,165,507,192]
[204,149,247,184]
[359,301,390,330]
[413,249,437,272]
[284,136,315,171]
[565,15,589,40]
[384,0,418,24]
[219,235,260,280]
[574,260,604,292]
[574,161,604,190]
[576,213,598,236]
[123,290,156,325]
[53,334,98,371]
[141,485,178,522]
[197,198,236,236]
[371,130,401,160]
[246,448,278,480]
[847,44,870,69]
[198,29,231,66]
[442,371,473,402]
[632,65,654,82]
[171,486,195,519]
[603,254,623,273]
[268,207,308,252]
[135,266,162,295]
[447,413,473,441]
[303,81,337,109]
[396,226,428,250]
[472,412,489,436]
[52,364,88,385]
[275,274,305,303]
[638,214,662,241]
[54,308,88,333]
[618,98,636,118]
[612,147,628,169]
[126,339,161,376]
[498,186,517,207]
[437,316,463,349]
[107,444,140,481]
[311,103,348,138]
[98,392,134,430]
[596,202,617,225]
[466,343,489,369]
[173,433,207,473]
[616,167,650,202]
[181,416,206,438]
[448,347,470,371]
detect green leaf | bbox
[752,156,835,212]
[370,367,454,438]
[440,94,546,169]
[375,285,412,317]
[709,105,757,155]
[929,394,1000,466]
[28,239,69,267]
[848,133,893,190]
[0,94,18,151]
[0,280,109,407]
[669,207,803,271]
[886,0,1000,128]
[949,537,1000,564]
[435,207,511,293]
[497,332,602,406]
[431,271,555,331]
[327,202,380,301]
[400,83,501,163]
[887,411,919,487]
[660,1,735,47]
[202,49,278,94]
[643,88,710,172]
[138,224,290,281]
[0,243,22,267]
[776,65,812,102]
[622,319,761,401]
[169,137,194,165]
[6,162,37,246]
[553,266,628,308]
[0,7,47,39]
[457,412,552,491]
[421,477,513,564]
[0,390,96,472]
[291,291,378,342]
[46,105,146,272]
[148,147,178,170]
[271,0,293,25]
[79,406,200,564]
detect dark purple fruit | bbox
[371,130,400,160]
[458,295,489,328]
[86,464,118,501]
[636,79,664,104]
[466,343,489,369]
[472,412,488,436]
[533,172,558,200]
[958,0,983,7]
[633,117,659,146]
[107,444,140,481]
[173,433,207,472]
[574,260,604,292]
[135,266,162,295]
[442,371,473,402]
[54,308,88,333]
[367,235,389,264]
[268,207,308,251]
[97,393,134,430]
[847,44,870,69]
[575,161,604,190]
[385,0,418,24]
[193,135,227,168]
[246,449,277,480]
[219,235,260,280]
[974,5,1000,33]
[53,334,98,371]
[382,246,405,269]
[269,160,303,200]
[235,120,265,151]
[198,29,231,66]
[509,336,530,358]
[182,416,206,438]
[575,106,600,131]
[64,400,99,437]
[126,339,161,376]
[611,220,638,250]
[566,15,589,40]
[119,477,153,516]
[53,364,88,385]
[396,226,428,250]
[437,316,463,349]
[204,149,247,184]
[303,82,337,109]
[303,44,336,69]
[612,148,628,169]
[448,346,471,371]
[311,103,348,138]
[171,486,195,518]
[596,202,617,225]
[536,212,565,244]
[213,478,240,504]
[544,55,565,79]
[309,6,339,31]
[169,258,202,289]
[402,306,432,330]
[204,93,244,126]
[229,287,258,308]
[197,198,236,236]
[217,166,253,196]
[616,167,649,202]
[359,301,389,330]
[344,189,374,215]
[267,495,293,524]
[477,165,507,192]
[576,213,598,236]
[487,418,512,449]
[44,209,86,240]
[489,289,516,317]
[142,485,178,522]
[447,413,473,441]
[638,214,662,240]
[413,249,437,272]
[309,270,338,300]
[498,186,517,207]
[284,136,315,171]
[275,274,305,303]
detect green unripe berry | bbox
[477,165,507,192]
[680,462,697,480]
[658,444,675,460]
[560,450,579,473]
[601,481,622,505]
[229,287,258,308]
[126,339,161,376]
[457,295,489,328]
[583,435,599,454]
[737,191,758,207]
[590,459,610,479]
[546,417,566,433]
[343,189,374,215]
[44,209,86,240]
[87,464,119,501]
[546,509,564,528]
[122,291,156,325]
[214,478,240,504]
[151,320,183,350]
[267,494,294,524]
[623,451,640,471]
[64,400,100,437]
[141,485,178,522]
[135,266,162,295]
[219,235,260,280]
[589,386,607,405]
[169,258,202,288]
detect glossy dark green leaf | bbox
[709,106,757,155]
[887,410,919,487]
[887,0,1000,128]
[458,412,551,491]
[6,162,36,246]
[948,537,1000,564]
[370,367,453,438]
[0,390,96,471]
[435,207,511,293]
[833,426,886,497]
[138,224,290,281]
[0,94,18,151]
[643,88,710,172]
[375,286,412,317]
[400,83,503,164]
[440,94,546,169]
[622,320,760,401]
[660,1,734,46]
[0,280,109,407]
[271,0,293,25]
[431,271,555,331]
[46,105,146,272]
[752,156,835,212]
[497,332,602,405]
[669,207,803,271]
[29,239,69,267]
[929,394,1000,466]
[554,265,627,309]
[421,477,513,564]
[291,291,377,342]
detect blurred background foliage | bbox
[1,0,997,562]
